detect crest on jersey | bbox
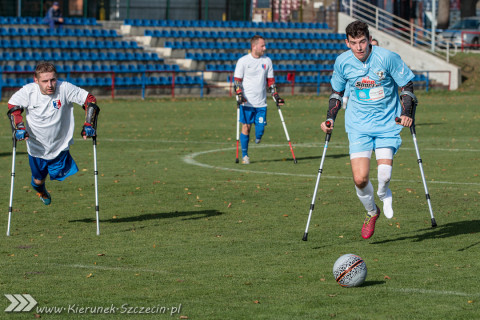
[52,100,62,110]
[376,70,385,81]
[262,64,266,70]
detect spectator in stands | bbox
[371,38,379,46]
[44,1,64,30]
[233,35,285,164]
[7,62,99,206]
[320,20,416,239]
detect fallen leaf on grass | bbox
[227,202,232,208]
[328,294,337,297]
[180,316,189,319]
[97,253,105,256]
[283,214,288,217]
[384,275,391,280]
[86,273,93,278]
[253,300,260,304]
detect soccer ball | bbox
[332,254,367,287]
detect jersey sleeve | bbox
[8,87,30,108]
[387,52,415,87]
[234,57,245,80]
[267,57,274,79]
[63,81,89,106]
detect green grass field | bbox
[0,92,479,319]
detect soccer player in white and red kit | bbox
[234,35,284,164]
[7,62,99,205]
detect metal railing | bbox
[342,0,457,62]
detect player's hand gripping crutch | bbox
[6,106,28,236]
[396,116,437,228]
[302,121,332,241]
[82,103,101,235]
[272,89,297,164]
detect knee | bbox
[353,176,369,189]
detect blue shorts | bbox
[348,133,402,155]
[29,150,79,181]
[239,106,267,127]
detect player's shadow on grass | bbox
[258,153,349,163]
[371,219,480,245]
[361,280,386,287]
[70,209,223,223]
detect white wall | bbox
[338,13,461,90]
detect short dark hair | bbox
[250,35,265,47]
[345,20,370,41]
[34,61,57,78]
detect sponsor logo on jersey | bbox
[52,100,62,110]
[355,76,380,89]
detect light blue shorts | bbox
[239,106,267,126]
[29,150,79,181]
[348,133,402,155]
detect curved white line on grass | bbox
[388,287,480,297]
[183,145,480,186]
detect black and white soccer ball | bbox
[332,253,367,287]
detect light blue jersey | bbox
[331,46,414,136]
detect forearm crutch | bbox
[397,117,437,228]
[302,121,332,241]
[276,105,297,164]
[235,103,240,163]
[6,135,17,236]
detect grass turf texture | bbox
[0,93,479,319]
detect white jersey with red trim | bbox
[234,53,274,108]
[8,81,89,160]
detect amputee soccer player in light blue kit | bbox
[320,21,417,239]
[234,35,285,164]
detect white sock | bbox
[377,164,393,219]
[355,181,376,214]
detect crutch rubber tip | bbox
[431,218,437,228]
[235,159,239,164]
[294,159,298,164]
[302,233,308,241]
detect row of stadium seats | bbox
[0,39,139,50]
[126,19,328,30]
[206,64,335,72]
[0,51,161,62]
[145,29,344,40]
[0,63,180,73]
[0,16,98,26]
[165,40,347,51]
[1,75,202,88]
[186,52,339,61]
[0,27,118,38]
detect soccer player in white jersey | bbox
[320,21,416,239]
[234,35,284,164]
[7,62,99,205]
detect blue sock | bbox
[255,123,265,141]
[240,133,249,157]
[31,177,46,194]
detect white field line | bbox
[388,287,480,297]
[101,138,480,153]
[182,145,480,187]
[49,264,480,297]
